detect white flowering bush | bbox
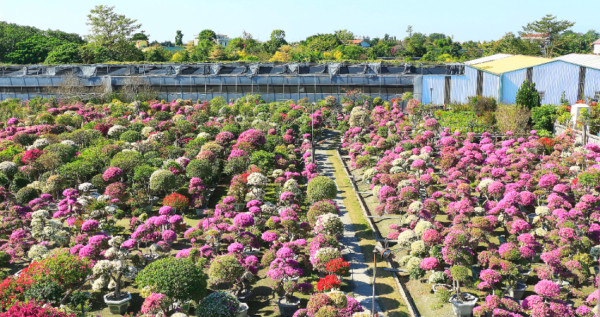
[247,172,268,186]
[27,244,49,261]
[78,182,94,192]
[0,161,17,176]
[91,236,138,298]
[141,126,155,137]
[478,178,494,193]
[410,240,427,257]
[408,201,423,214]
[414,221,433,237]
[398,229,417,248]
[197,132,212,140]
[428,271,448,284]
[107,125,126,138]
[349,107,370,128]
[314,213,344,237]
[31,210,69,246]
[535,206,550,216]
[29,138,49,150]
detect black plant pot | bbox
[277,296,300,317]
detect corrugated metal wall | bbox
[585,67,600,100]
[422,75,446,104]
[501,69,526,104]
[482,72,500,99]
[532,61,579,104]
[449,67,477,104]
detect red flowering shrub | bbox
[316,274,341,292]
[21,149,45,165]
[163,193,189,211]
[325,258,350,276]
[0,300,73,317]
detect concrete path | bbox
[313,131,382,315]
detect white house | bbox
[593,39,600,55]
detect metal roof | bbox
[554,53,600,71]
[593,39,600,45]
[464,54,513,65]
[469,55,552,75]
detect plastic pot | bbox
[508,282,527,300]
[104,292,131,315]
[277,296,300,317]
[449,293,478,317]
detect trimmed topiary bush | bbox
[195,291,241,317]
[120,130,142,142]
[149,169,176,193]
[136,257,207,302]
[15,186,39,204]
[207,254,245,287]
[307,176,337,203]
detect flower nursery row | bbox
[0,95,370,317]
[340,99,600,317]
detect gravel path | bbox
[314,131,383,315]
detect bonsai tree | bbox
[195,291,243,317]
[207,254,246,295]
[91,236,139,300]
[450,265,472,301]
[136,257,207,303]
[307,176,337,203]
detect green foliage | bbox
[44,143,77,163]
[119,130,142,142]
[249,150,275,171]
[15,186,39,204]
[186,159,219,185]
[0,251,10,266]
[44,43,83,64]
[468,96,497,116]
[531,104,559,132]
[207,254,245,286]
[495,105,531,134]
[199,29,217,42]
[87,5,141,48]
[24,280,63,305]
[149,169,176,193]
[110,151,144,175]
[136,257,207,302]
[450,265,471,283]
[516,80,541,109]
[195,291,241,317]
[307,176,337,203]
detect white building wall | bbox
[482,72,500,99]
[502,69,526,104]
[594,44,600,55]
[585,67,600,100]
[532,61,579,104]
[422,75,446,105]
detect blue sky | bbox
[0,0,597,43]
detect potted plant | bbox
[207,254,251,298]
[448,265,478,317]
[92,237,139,315]
[266,246,304,316]
[196,291,248,317]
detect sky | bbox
[0,0,598,43]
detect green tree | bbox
[199,29,217,42]
[86,5,141,48]
[45,43,83,64]
[131,32,148,41]
[175,30,183,46]
[191,39,214,62]
[304,34,341,53]
[492,32,541,55]
[264,29,287,54]
[521,14,575,57]
[516,80,541,109]
[5,34,63,64]
[334,29,355,41]
[143,46,172,62]
[404,32,427,57]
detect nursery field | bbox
[0,92,598,317]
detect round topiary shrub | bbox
[16,186,39,204]
[307,176,337,203]
[308,200,339,226]
[120,130,142,142]
[207,254,245,287]
[186,159,219,185]
[149,169,176,193]
[195,291,241,317]
[110,151,144,175]
[136,257,207,302]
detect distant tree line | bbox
[0,9,597,65]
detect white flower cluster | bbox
[408,201,423,214]
[535,206,550,217]
[28,244,49,261]
[362,168,377,183]
[397,229,418,247]
[410,240,427,257]
[397,180,413,190]
[29,138,49,150]
[272,169,284,178]
[428,271,448,284]
[31,210,69,246]
[172,114,186,121]
[60,140,76,147]
[78,182,94,192]
[0,161,17,175]
[478,178,495,193]
[283,179,302,197]
[315,213,344,237]
[148,132,167,143]
[314,247,342,263]
[107,125,126,137]
[247,172,268,186]
[414,220,433,237]
[141,127,155,138]
[349,107,371,128]
[261,202,277,214]
[197,132,212,140]
[245,188,265,202]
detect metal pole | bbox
[372,249,377,317]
